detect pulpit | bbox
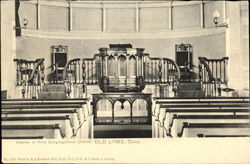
[91,44,152,126]
[98,44,146,92]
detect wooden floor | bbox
[94,125,152,138]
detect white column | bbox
[226,2,243,90]
[169,4,173,30]
[200,1,204,28]
[223,1,227,23]
[1,1,16,98]
[37,0,40,29]
[68,1,73,31]
[102,4,106,32]
[136,3,140,32]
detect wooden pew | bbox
[1,98,89,105]
[153,97,249,113]
[162,108,250,135]
[2,116,73,139]
[1,110,79,136]
[2,136,45,139]
[154,97,249,102]
[1,104,82,110]
[153,97,249,112]
[1,98,89,123]
[2,124,63,139]
[179,123,250,137]
[1,105,86,125]
[153,108,250,137]
[157,101,250,105]
[153,102,250,122]
[170,115,250,137]
[2,106,92,139]
[152,97,250,138]
[79,104,93,139]
[1,99,92,139]
[160,104,250,110]
[197,134,250,137]
[153,107,167,138]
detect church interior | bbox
[1,0,250,139]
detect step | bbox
[177,90,205,98]
[42,84,66,92]
[38,92,66,100]
[178,82,202,91]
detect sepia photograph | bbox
[1,0,250,163]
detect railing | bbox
[83,56,99,85]
[198,57,229,97]
[144,57,181,85]
[63,58,81,84]
[14,58,45,99]
[201,57,229,83]
[62,58,86,98]
[159,58,181,84]
[14,59,36,86]
[63,57,100,98]
[144,56,180,97]
[63,55,180,97]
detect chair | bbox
[175,44,193,81]
[51,45,68,83]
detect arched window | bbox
[107,56,116,76]
[118,55,127,76]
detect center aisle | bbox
[94,125,152,138]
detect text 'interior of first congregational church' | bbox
[1,0,250,139]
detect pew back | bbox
[170,115,250,137]
[2,124,63,139]
[180,123,250,137]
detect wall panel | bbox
[18,1,228,32]
[19,1,37,29]
[173,4,201,29]
[140,7,169,31]
[204,1,224,28]
[72,8,102,31]
[16,33,226,75]
[106,8,136,32]
[40,5,69,30]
